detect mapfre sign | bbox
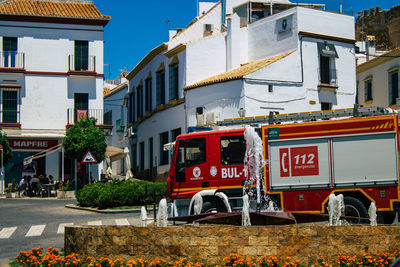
[8,139,59,150]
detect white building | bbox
[0,0,110,187]
[126,0,356,181]
[356,47,400,107]
[103,72,130,179]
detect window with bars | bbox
[364,78,373,102]
[2,89,18,123]
[74,40,88,71]
[169,64,179,101]
[145,77,152,112]
[159,131,169,165]
[129,92,135,123]
[3,37,17,68]
[389,70,399,106]
[136,85,143,118]
[156,70,166,106]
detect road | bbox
[0,198,144,266]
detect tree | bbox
[62,117,107,163]
[0,129,12,166]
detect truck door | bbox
[174,137,208,185]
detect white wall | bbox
[185,79,244,127]
[248,8,298,61]
[185,34,226,85]
[168,3,222,49]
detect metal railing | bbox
[0,52,25,69]
[68,55,96,72]
[67,109,105,125]
[318,68,337,86]
[0,109,20,124]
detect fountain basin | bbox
[65,224,400,265]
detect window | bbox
[317,42,338,86]
[156,70,166,106]
[145,77,152,112]
[159,132,169,165]
[321,102,332,111]
[268,84,273,93]
[171,128,181,142]
[364,78,373,102]
[139,142,145,171]
[149,137,153,173]
[129,92,135,123]
[389,70,399,105]
[2,89,18,123]
[184,138,206,167]
[136,84,143,118]
[74,40,88,71]
[74,93,88,122]
[104,110,112,125]
[169,63,179,101]
[3,37,17,68]
[220,135,246,165]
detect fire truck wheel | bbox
[344,196,368,224]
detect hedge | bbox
[76,180,167,209]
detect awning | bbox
[317,42,338,58]
[105,146,125,162]
[24,144,62,165]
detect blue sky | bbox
[94,0,399,80]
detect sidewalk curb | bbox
[65,204,143,214]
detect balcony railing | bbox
[68,55,96,72]
[318,68,338,86]
[67,108,105,125]
[0,52,25,69]
[0,109,20,124]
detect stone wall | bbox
[355,5,400,50]
[65,225,400,265]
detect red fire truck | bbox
[167,107,400,223]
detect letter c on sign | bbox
[280,148,290,177]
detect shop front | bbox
[5,138,60,186]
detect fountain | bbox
[157,198,168,227]
[368,202,377,226]
[327,194,345,226]
[140,206,147,227]
[242,194,251,226]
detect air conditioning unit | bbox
[196,114,206,126]
[206,112,220,125]
[204,24,213,32]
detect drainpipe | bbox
[221,0,226,27]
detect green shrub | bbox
[76,180,167,209]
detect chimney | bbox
[364,9,369,16]
[226,13,240,70]
[376,6,381,13]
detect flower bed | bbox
[10,247,400,267]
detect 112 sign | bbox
[279,146,319,177]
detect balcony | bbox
[318,68,338,89]
[68,55,96,73]
[67,108,111,126]
[0,52,25,71]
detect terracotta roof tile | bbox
[0,0,110,21]
[184,50,295,90]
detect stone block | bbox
[237,246,258,256]
[249,235,269,246]
[113,236,127,246]
[218,246,238,256]
[257,246,278,256]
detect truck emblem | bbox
[210,166,217,177]
[193,167,201,178]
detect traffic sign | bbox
[82,150,97,163]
